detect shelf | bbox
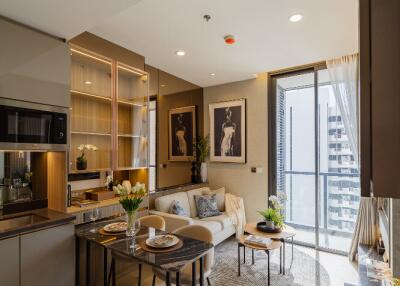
[71,131,112,136]
[116,166,148,171]
[71,90,112,101]
[117,99,146,107]
[69,168,112,174]
[117,134,144,138]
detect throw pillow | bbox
[194,194,221,219]
[203,187,226,212]
[169,200,188,217]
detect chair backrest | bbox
[173,225,214,271]
[139,215,166,231]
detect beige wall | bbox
[203,73,268,222]
[158,88,204,188]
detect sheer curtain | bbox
[326,54,378,261]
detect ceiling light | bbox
[210,73,216,76]
[289,14,303,22]
[161,84,166,87]
[84,81,92,85]
[175,50,185,56]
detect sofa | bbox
[150,187,236,245]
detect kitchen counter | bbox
[0,208,75,240]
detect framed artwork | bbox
[169,106,196,161]
[209,99,246,163]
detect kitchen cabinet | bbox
[360,0,400,198]
[0,18,70,108]
[0,236,19,286]
[20,223,75,286]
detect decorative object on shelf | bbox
[104,174,113,190]
[257,192,287,233]
[76,144,98,170]
[168,106,197,161]
[113,182,147,237]
[209,99,246,163]
[193,135,210,183]
[190,161,199,183]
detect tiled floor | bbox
[115,242,359,286]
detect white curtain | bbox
[326,54,359,166]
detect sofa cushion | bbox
[186,187,210,217]
[155,192,190,216]
[200,213,233,229]
[169,200,189,217]
[194,194,221,219]
[192,219,222,234]
[203,187,226,212]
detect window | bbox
[149,99,157,192]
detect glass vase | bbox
[126,211,138,237]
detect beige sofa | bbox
[150,187,236,245]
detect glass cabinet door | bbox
[69,48,113,172]
[116,63,148,169]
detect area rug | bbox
[209,237,330,286]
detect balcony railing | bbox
[282,170,360,235]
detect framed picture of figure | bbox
[209,99,246,163]
[169,106,196,161]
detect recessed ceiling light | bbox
[289,14,303,22]
[84,80,92,85]
[175,50,185,56]
[161,84,166,87]
[210,73,216,76]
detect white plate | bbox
[145,235,180,248]
[103,222,127,233]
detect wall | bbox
[203,74,268,222]
[0,18,70,107]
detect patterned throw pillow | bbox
[194,194,221,219]
[169,200,188,217]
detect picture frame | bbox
[168,106,196,161]
[209,99,246,163]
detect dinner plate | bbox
[145,235,180,248]
[103,222,127,233]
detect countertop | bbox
[0,208,75,240]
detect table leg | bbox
[243,245,246,264]
[192,261,196,286]
[138,264,142,286]
[291,236,294,269]
[176,272,181,286]
[112,258,116,286]
[267,250,270,286]
[76,237,80,286]
[237,243,241,276]
[86,240,90,286]
[279,245,282,274]
[165,272,171,286]
[103,248,108,286]
[252,248,255,265]
[199,256,204,286]
[282,240,286,275]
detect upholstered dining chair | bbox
[108,215,166,286]
[151,225,214,286]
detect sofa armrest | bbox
[149,210,193,232]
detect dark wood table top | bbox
[75,217,213,272]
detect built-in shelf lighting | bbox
[161,84,166,87]
[84,81,92,85]
[289,14,303,22]
[118,64,146,76]
[210,73,216,76]
[70,48,112,65]
[175,50,186,56]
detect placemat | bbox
[139,239,183,253]
[98,228,126,236]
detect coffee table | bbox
[244,222,296,275]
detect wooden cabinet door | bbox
[0,236,20,286]
[20,224,75,286]
[370,0,400,198]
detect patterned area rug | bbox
[209,237,330,286]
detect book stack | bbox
[244,235,272,248]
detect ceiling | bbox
[0,0,359,87]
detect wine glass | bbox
[89,207,100,233]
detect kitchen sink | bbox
[0,213,49,232]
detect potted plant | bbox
[76,144,98,170]
[258,192,287,230]
[193,135,210,183]
[113,182,147,237]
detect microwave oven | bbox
[0,98,68,151]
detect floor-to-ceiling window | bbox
[270,65,360,254]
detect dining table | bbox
[75,216,213,286]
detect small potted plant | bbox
[113,182,147,237]
[193,135,210,183]
[258,192,287,231]
[76,144,98,170]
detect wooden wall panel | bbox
[47,152,67,212]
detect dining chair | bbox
[108,215,166,286]
[151,225,214,286]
